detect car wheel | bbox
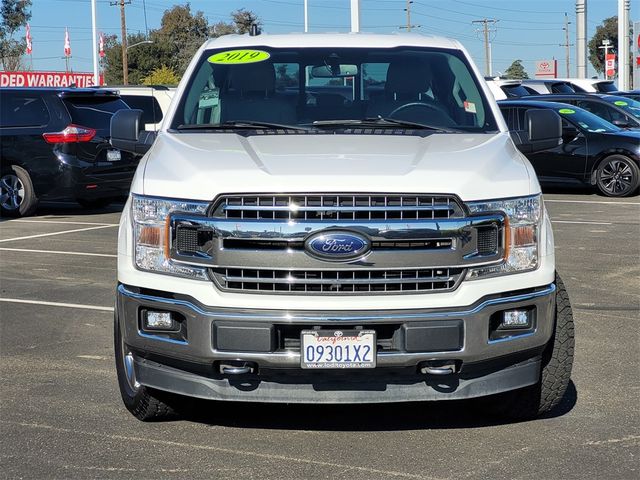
[0,166,38,217]
[479,273,575,421]
[114,310,183,421]
[596,155,640,197]
[77,198,112,209]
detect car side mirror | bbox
[511,109,562,154]
[110,109,156,155]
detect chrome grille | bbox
[211,194,465,221]
[211,267,465,294]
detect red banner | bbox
[605,53,616,78]
[0,71,101,88]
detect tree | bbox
[102,6,261,85]
[504,59,529,79]
[588,17,618,74]
[142,65,180,86]
[0,0,31,70]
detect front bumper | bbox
[116,283,556,403]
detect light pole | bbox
[91,0,99,85]
[123,40,153,85]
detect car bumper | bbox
[116,282,556,403]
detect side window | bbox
[499,107,516,130]
[0,93,49,128]
[515,107,528,130]
[121,95,163,124]
[606,105,630,124]
[576,100,611,122]
[274,63,299,91]
[362,63,388,100]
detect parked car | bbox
[103,85,175,131]
[553,78,617,93]
[519,79,582,94]
[522,93,640,130]
[499,99,640,197]
[485,78,532,100]
[614,90,640,102]
[110,32,574,422]
[0,87,139,216]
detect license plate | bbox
[106,149,121,162]
[301,330,376,369]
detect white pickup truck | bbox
[110,32,574,421]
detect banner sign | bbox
[634,22,639,89]
[605,53,616,79]
[535,59,557,78]
[0,71,99,88]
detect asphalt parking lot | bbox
[1,190,639,480]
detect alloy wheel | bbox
[0,174,25,211]
[599,159,634,195]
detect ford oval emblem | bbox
[304,230,371,261]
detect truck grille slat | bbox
[212,267,465,295]
[213,194,465,221]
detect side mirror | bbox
[511,109,562,154]
[110,109,156,155]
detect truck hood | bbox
[138,131,537,202]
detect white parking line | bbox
[6,219,118,226]
[0,298,113,312]
[545,199,640,206]
[0,224,116,243]
[551,220,612,225]
[0,248,116,258]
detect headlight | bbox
[466,194,542,279]
[132,194,210,279]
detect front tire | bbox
[114,311,182,421]
[596,155,640,197]
[0,165,38,217]
[481,273,575,420]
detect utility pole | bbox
[575,0,587,78]
[304,0,308,33]
[472,18,498,77]
[91,0,99,86]
[599,39,612,80]
[111,0,131,85]
[560,13,574,78]
[399,1,419,32]
[618,0,630,90]
[350,0,360,33]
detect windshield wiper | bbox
[176,121,312,132]
[310,117,461,133]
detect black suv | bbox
[0,88,138,217]
[517,93,640,129]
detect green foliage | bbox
[142,65,180,86]
[504,59,529,79]
[588,17,618,74]
[0,0,31,70]
[103,6,261,85]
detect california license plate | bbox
[106,149,121,162]
[301,330,376,369]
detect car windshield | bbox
[557,106,620,133]
[171,46,498,133]
[603,96,640,120]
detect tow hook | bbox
[420,361,459,376]
[219,361,256,375]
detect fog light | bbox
[143,311,176,331]
[500,309,531,329]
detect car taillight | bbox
[43,124,96,144]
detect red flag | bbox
[25,23,32,54]
[99,33,105,58]
[64,27,71,57]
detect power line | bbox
[560,13,574,78]
[472,18,498,76]
[399,0,419,32]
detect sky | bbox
[19,0,640,79]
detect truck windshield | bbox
[171,46,498,133]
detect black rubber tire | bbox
[114,311,181,421]
[0,165,38,217]
[481,273,575,421]
[595,155,640,197]
[77,198,112,209]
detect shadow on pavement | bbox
[177,380,578,431]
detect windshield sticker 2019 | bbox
[208,50,271,65]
